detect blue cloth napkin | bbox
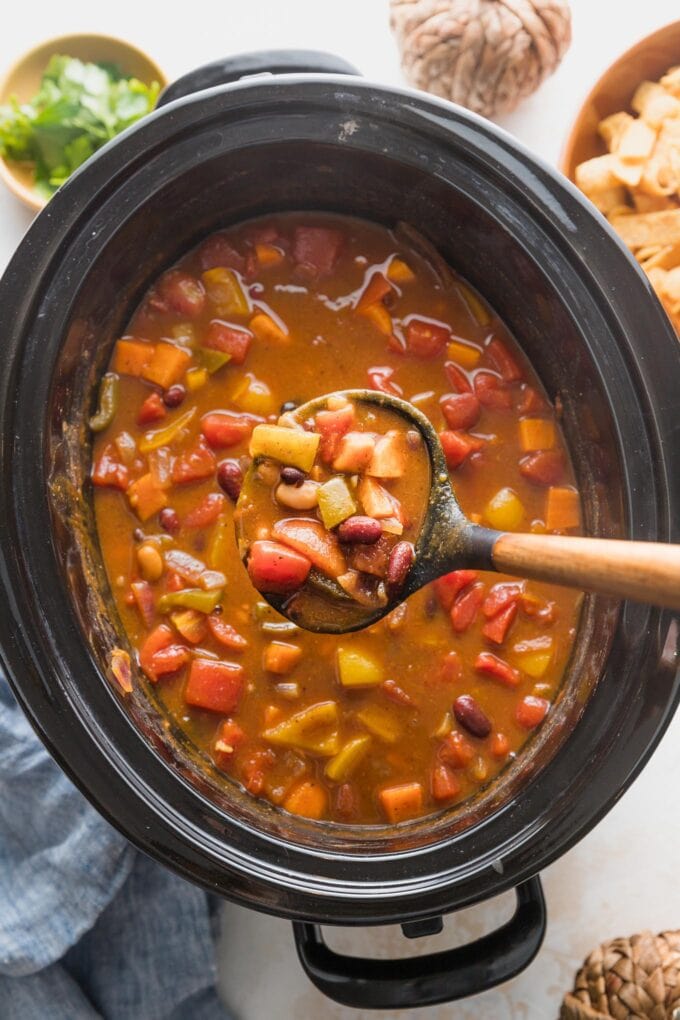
[0,674,230,1020]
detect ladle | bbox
[237,389,680,633]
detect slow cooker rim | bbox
[0,73,678,923]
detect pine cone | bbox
[389,0,572,119]
[560,931,680,1020]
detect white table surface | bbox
[2,2,679,1018]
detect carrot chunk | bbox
[545,486,580,531]
[518,418,556,452]
[356,271,393,311]
[113,338,155,377]
[141,343,192,389]
[255,243,284,267]
[263,641,302,675]
[184,658,243,713]
[379,782,423,823]
[249,311,289,344]
[283,780,328,820]
[126,472,168,521]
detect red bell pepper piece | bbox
[315,403,355,461]
[474,651,520,687]
[139,624,190,682]
[433,570,478,611]
[207,614,249,651]
[131,580,155,628]
[185,658,244,713]
[481,602,518,644]
[450,583,485,632]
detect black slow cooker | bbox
[0,51,679,1010]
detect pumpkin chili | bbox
[91,213,582,825]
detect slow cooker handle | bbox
[292,876,546,1009]
[156,50,360,108]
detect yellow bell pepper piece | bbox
[485,487,525,531]
[446,339,481,369]
[318,477,356,530]
[250,424,320,472]
[356,705,401,744]
[325,735,372,782]
[202,267,249,316]
[336,648,383,688]
[138,407,196,453]
[263,701,340,756]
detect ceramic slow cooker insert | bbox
[0,52,678,1009]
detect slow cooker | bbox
[0,51,678,1009]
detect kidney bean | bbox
[159,508,180,535]
[163,384,186,408]
[337,515,382,545]
[453,694,492,738]
[280,465,306,487]
[386,541,415,589]
[217,459,243,501]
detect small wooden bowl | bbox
[560,20,680,181]
[0,33,167,212]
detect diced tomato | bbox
[246,223,280,246]
[185,658,244,713]
[439,650,463,684]
[474,372,513,410]
[207,614,249,651]
[137,392,166,426]
[172,440,216,484]
[405,317,450,357]
[272,519,346,577]
[515,695,550,729]
[292,225,344,277]
[248,539,312,594]
[382,679,416,707]
[91,446,129,490]
[433,570,478,611]
[475,652,520,687]
[213,718,246,767]
[241,749,275,795]
[441,392,481,431]
[482,602,518,644]
[517,385,547,415]
[490,732,510,758]
[368,366,402,396]
[450,583,485,632]
[315,403,355,461]
[482,583,523,619]
[203,321,253,365]
[439,731,474,768]
[356,271,393,311]
[201,411,261,448]
[183,492,226,528]
[487,338,523,382]
[519,450,565,487]
[139,625,189,682]
[131,580,155,628]
[445,361,473,393]
[440,430,484,469]
[197,233,246,274]
[156,270,206,318]
[431,763,462,801]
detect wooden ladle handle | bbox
[492,533,680,610]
